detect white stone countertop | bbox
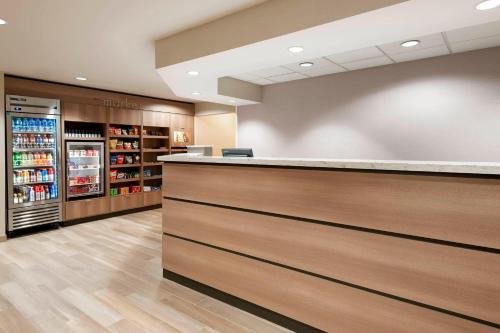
[157,155,500,175]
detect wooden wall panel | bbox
[4,76,194,115]
[63,102,107,123]
[162,199,500,323]
[163,164,500,248]
[163,236,497,333]
[109,108,142,125]
[143,111,170,127]
[65,197,110,221]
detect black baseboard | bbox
[163,269,324,333]
[60,204,161,227]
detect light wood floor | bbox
[0,209,291,333]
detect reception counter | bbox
[159,156,500,333]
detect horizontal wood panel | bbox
[162,199,500,324]
[143,191,162,206]
[63,102,107,123]
[143,110,170,127]
[5,76,194,115]
[110,193,144,212]
[163,164,500,248]
[163,236,497,333]
[65,197,110,221]
[109,108,142,125]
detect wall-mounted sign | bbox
[103,98,141,109]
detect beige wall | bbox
[238,47,500,162]
[195,111,237,157]
[0,72,6,241]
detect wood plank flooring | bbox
[0,209,291,333]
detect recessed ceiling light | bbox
[299,62,314,67]
[191,92,201,96]
[288,46,304,53]
[75,76,87,81]
[187,71,199,76]
[0,18,6,25]
[476,0,500,10]
[400,40,420,48]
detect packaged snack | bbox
[134,154,140,163]
[110,170,117,181]
[125,155,133,164]
[110,155,117,165]
[109,139,117,150]
[116,140,124,150]
[117,172,125,179]
[117,154,125,164]
[132,141,139,149]
[124,142,132,150]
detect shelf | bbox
[110,164,141,168]
[13,131,54,135]
[67,191,104,198]
[14,180,55,186]
[142,148,169,152]
[13,147,56,152]
[109,134,140,138]
[14,164,54,169]
[110,149,140,153]
[65,136,106,141]
[69,182,100,186]
[143,162,163,166]
[68,167,101,171]
[110,178,141,184]
[143,175,162,180]
[68,155,100,158]
[143,135,169,139]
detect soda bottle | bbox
[30,170,36,183]
[50,184,57,199]
[36,170,42,182]
[29,186,35,202]
[47,168,54,181]
[41,119,47,132]
[23,118,29,132]
[21,152,28,166]
[46,152,53,165]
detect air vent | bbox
[9,203,61,231]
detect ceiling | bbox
[230,20,500,85]
[156,0,500,106]
[0,0,265,101]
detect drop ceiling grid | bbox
[229,20,500,86]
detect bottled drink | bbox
[46,152,53,165]
[29,186,35,202]
[30,170,36,183]
[36,170,42,182]
[42,169,47,182]
[34,118,40,132]
[15,118,22,132]
[23,118,29,132]
[21,152,28,166]
[28,134,34,148]
[50,184,57,199]
[41,119,47,132]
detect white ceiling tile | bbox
[445,20,500,43]
[283,57,334,72]
[378,33,445,56]
[249,66,293,78]
[230,73,260,81]
[300,64,346,77]
[450,34,500,53]
[267,72,308,83]
[248,78,275,85]
[341,56,393,71]
[325,47,384,64]
[391,44,450,63]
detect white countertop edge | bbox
[157,155,500,175]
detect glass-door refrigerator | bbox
[6,95,62,233]
[66,142,104,199]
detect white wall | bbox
[0,72,6,240]
[238,47,500,162]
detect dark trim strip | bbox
[60,204,161,227]
[163,269,325,333]
[163,197,500,254]
[165,233,500,329]
[5,74,194,106]
[161,161,500,179]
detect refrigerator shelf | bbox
[69,182,100,186]
[14,180,55,186]
[13,147,56,152]
[67,191,104,198]
[13,131,55,135]
[13,164,54,169]
[69,167,101,171]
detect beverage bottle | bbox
[14,118,20,132]
[40,186,45,200]
[42,134,48,147]
[29,186,35,202]
[51,184,57,199]
[36,170,42,182]
[47,168,54,181]
[34,186,40,201]
[46,152,53,165]
[21,152,27,166]
[23,118,29,132]
[48,134,54,146]
[41,152,47,165]
[23,187,28,202]
[30,170,36,183]
[41,169,47,182]
[41,119,47,131]
[34,118,40,132]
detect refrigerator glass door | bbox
[66,142,105,198]
[7,113,61,209]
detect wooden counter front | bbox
[161,162,500,332]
